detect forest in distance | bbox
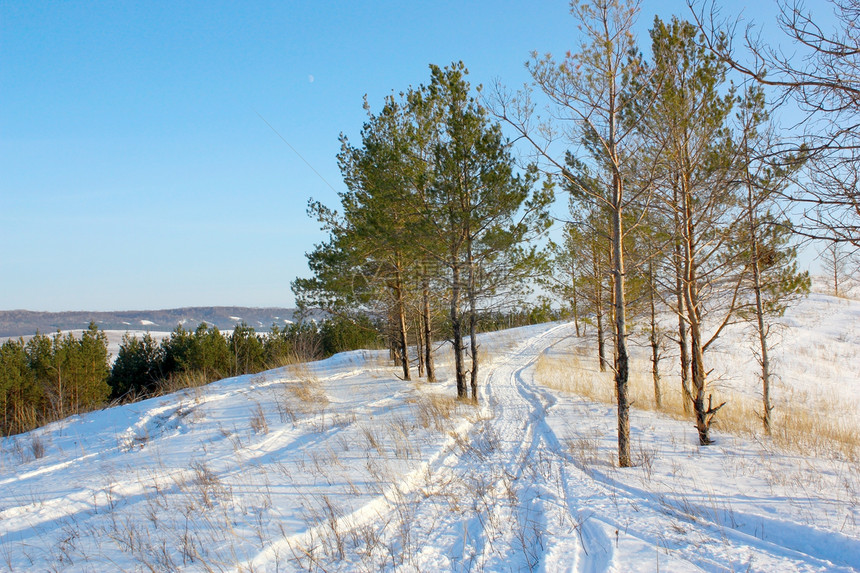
[0,308,553,437]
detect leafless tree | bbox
[690,0,860,246]
[820,241,859,296]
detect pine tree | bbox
[229,322,265,376]
[420,62,552,402]
[76,322,110,411]
[638,16,744,445]
[735,87,811,432]
[110,332,164,399]
[500,0,648,465]
[0,338,40,435]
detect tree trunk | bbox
[387,311,397,363]
[468,242,479,404]
[593,247,607,372]
[610,170,631,468]
[571,259,581,337]
[422,277,436,382]
[468,306,479,403]
[673,186,693,414]
[833,249,840,297]
[648,261,662,410]
[748,190,773,434]
[450,263,467,399]
[416,315,425,379]
[394,275,411,382]
[609,240,619,375]
[682,181,723,445]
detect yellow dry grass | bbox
[412,394,463,432]
[282,363,330,413]
[535,348,859,460]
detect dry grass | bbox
[265,350,305,370]
[284,364,330,407]
[249,402,269,435]
[156,370,212,396]
[413,394,463,432]
[535,348,859,461]
[270,363,331,427]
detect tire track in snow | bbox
[516,336,859,572]
[368,323,578,570]
[240,321,855,572]
[236,323,572,572]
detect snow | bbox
[139,320,157,326]
[0,295,857,572]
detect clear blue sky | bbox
[1,1,785,312]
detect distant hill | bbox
[0,307,300,337]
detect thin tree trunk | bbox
[673,186,693,414]
[468,305,479,403]
[57,367,64,422]
[571,259,581,337]
[610,170,631,468]
[422,277,436,382]
[833,249,840,296]
[748,188,772,434]
[609,240,618,375]
[467,241,479,404]
[416,315,425,379]
[648,261,662,410]
[387,311,397,363]
[450,262,467,399]
[593,246,607,372]
[394,262,411,382]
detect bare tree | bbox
[690,0,860,246]
[820,242,859,296]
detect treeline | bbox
[0,323,110,436]
[0,307,549,437]
[0,316,380,437]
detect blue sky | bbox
[1,1,787,311]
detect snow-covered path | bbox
[1,296,858,572]
[342,322,859,573]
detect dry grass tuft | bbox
[265,351,304,370]
[249,402,269,435]
[413,394,462,432]
[273,363,330,423]
[156,370,211,396]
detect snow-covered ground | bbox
[0,294,857,572]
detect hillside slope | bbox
[0,295,857,572]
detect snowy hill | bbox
[0,306,300,338]
[0,294,858,572]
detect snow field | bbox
[0,295,857,571]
